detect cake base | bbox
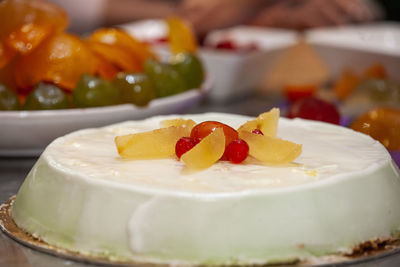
[2,197,400,267]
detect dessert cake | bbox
[11,113,400,265]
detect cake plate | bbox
[1,197,400,267]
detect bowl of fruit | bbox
[0,1,210,156]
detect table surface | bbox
[1,94,400,267]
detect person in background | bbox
[50,0,384,36]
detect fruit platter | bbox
[0,0,210,156]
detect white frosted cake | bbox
[11,113,400,265]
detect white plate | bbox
[0,79,211,157]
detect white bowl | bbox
[0,80,211,156]
[306,22,400,82]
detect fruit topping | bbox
[190,121,238,149]
[239,131,302,165]
[284,84,318,102]
[171,52,204,89]
[225,139,249,164]
[181,128,225,170]
[175,137,200,159]
[287,97,340,125]
[115,108,302,170]
[238,108,279,138]
[333,70,359,101]
[115,126,190,159]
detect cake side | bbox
[11,113,400,265]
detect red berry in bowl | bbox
[175,137,200,159]
[287,97,340,125]
[225,139,249,164]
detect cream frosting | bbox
[11,113,400,265]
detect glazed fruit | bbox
[287,97,340,125]
[239,131,302,165]
[144,59,186,97]
[23,82,69,110]
[181,128,225,169]
[284,84,318,102]
[73,74,119,108]
[175,137,200,159]
[113,73,156,107]
[0,83,19,110]
[167,16,197,54]
[351,107,400,150]
[116,126,191,159]
[333,70,359,100]
[238,108,279,138]
[190,121,239,148]
[225,139,249,164]
[172,53,204,89]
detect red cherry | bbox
[175,137,199,159]
[191,121,238,148]
[251,129,264,135]
[225,139,249,164]
[215,40,236,50]
[287,97,340,125]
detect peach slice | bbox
[239,131,302,165]
[181,128,225,170]
[115,126,189,159]
[238,108,280,138]
[160,118,196,131]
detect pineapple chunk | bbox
[160,118,196,131]
[181,128,225,170]
[239,131,302,165]
[115,126,189,159]
[238,108,280,138]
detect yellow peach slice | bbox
[160,118,196,132]
[115,126,188,159]
[239,131,302,165]
[181,128,225,170]
[238,108,280,138]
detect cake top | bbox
[44,113,390,195]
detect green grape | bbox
[23,83,69,110]
[144,59,186,97]
[0,83,19,110]
[172,52,204,89]
[73,74,119,108]
[113,73,156,107]
[359,78,400,103]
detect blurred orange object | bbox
[284,84,318,102]
[167,17,197,54]
[89,28,154,66]
[87,41,142,73]
[5,23,52,55]
[15,33,96,91]
[93,54,119,80]
[0,0,68,65]
[334,70,359,100]
[363,63,387,79]
[351,107,400,150]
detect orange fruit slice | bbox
[181,128,225,169]
[167,16,197,54]
[15,33,96,91]
[89,28,155,65]
[334,70,359,100]
[363,63,386,79]
[115,126,191,159]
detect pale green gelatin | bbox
[11,114,400,265]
